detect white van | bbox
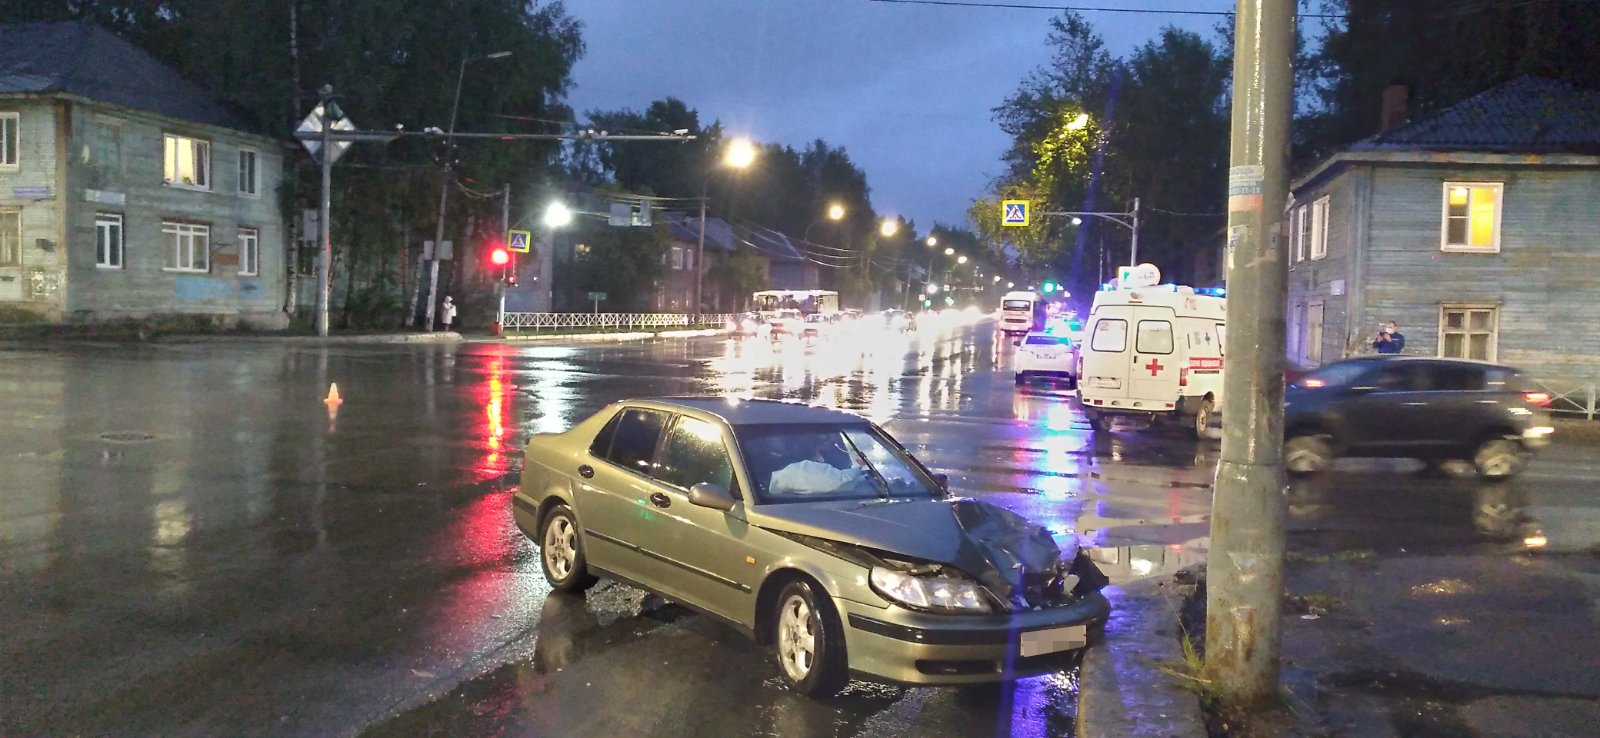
[999,291,1040,335]
[1076,285,1226,438]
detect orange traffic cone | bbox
[325,383,343,405]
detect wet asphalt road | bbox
[2,319,1595,737]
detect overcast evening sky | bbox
[564,0,1234,232]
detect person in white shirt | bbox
[441,296,457,331]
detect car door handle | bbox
[1402,402,1427,407]
[649,492,672,509]
[578,465,595,479]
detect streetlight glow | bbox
[724,138,757,169]
[926,236,938,247]
[1066,112,1090,131]
[926,284,940,295]
[827,203,846,221]
[957,255,968,264]
[1007,281,1015,288]
[880,219,900,237]
[1071,216,1083,226]
[544,202,573,228]
[943,247,954,256]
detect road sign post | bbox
[587,291,606,314]
[1203,0,1294,708]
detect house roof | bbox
[0,21,253,132]
[663,212,737,252]
[1351,76,1600,155]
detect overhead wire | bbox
[864,0,1345,19]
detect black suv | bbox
[1284,356,1554,479]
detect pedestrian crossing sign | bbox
[1002,200,1030,227]
[507,229,531,253]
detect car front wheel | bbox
[1474,438,1526,480]
[541,506,598,593]
[1285,434,1334,476]
[772,579,848,698]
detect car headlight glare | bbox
[870,566,991,613]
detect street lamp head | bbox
[993,275,1002,283]
[1066,112,1090,131]
[925,236,938,247]
[1007,281,1015,288]
[879,220,900,237]
[1071,216,1083,226]
[926,284,940,295]
[827,203,846,221]
[724,138,757,169]
[943,247,954,256]
[544,202,573,228]
[957,255,968,264]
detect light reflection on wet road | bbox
[2,321,1592,737]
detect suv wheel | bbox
[772,579,848,697]
[1285,434,1333,476]
[1086,411,1111,433]
[1474,438,1526,480]
[540,506,598,593]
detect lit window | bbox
[96,213,124,269]
[1442,183,1502,252]
[0,209,19,266]
[0,112,18,167]
[1310,196,1330,259]
[671,246,684,270]
[238,149,259,195]
[162,221,210,272]
[1441,306,1497,361]
[163,134,211,189]
[238,227,259,276]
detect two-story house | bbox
[0,21,286,328]
[1287,76,1600,387]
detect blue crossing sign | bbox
[1001,200,1030,227]
[507,229,531,253]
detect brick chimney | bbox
[1380,84,1410,132]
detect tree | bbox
[564,221,668,312]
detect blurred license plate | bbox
[1019,625,1087,657]
[1035,351,1060,359]
[1091,378,1121,389]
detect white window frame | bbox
[0,112,18,169]
[671,246,684,270]
[1310,196,1330,260]
[1440,182,1503,253]
[163,133,211,190]
[1293,205,1309,262]
[0,209,19,267]
[237,148,260,196]
[96,213,124,269]
[162,221,211,273]
[237,226,259,276]
[1439,304,1499,362]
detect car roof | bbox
[1318,355,1516,371]
[626,397,871,426]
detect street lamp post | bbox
[1044,197,1142,271]
[422,50,512,332]
[695,138,756,315]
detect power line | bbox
[864,0,1345,19]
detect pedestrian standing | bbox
[1372,321,1405,354]
[441,296,457,332]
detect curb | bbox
[1078,576,1207,738]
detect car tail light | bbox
[1523,391,1552,407]
[1178,368,1189,387]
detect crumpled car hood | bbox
[750,497,1083,608]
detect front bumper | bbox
[837,592,1111,685]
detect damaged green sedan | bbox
[513,398,1110,697]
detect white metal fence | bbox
[502,312,735,332]
[1531,378,1599,420]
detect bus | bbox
[752,290,839,319]
[999,291,1041,335]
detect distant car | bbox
[882,309,915,332]
[768,309,804,339]
[1014,332,1078,388]
[801,313,829,339]
[728,312,764,336]
[514,399,1111,697]
[1284,356,1554,479]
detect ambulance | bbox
[1076,270,1227,439]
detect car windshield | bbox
[734,423,941,504]
[1025,334,1068,346]
[1296,361,1377,388]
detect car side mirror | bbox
[932,473,949,492]
[1012,340,1021,347]
[688,482,737,512]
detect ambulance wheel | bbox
[1190,398,1214,440]
[1087,411,1111,433]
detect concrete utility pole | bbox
[316,92,334,337]
[1203,0,1294,706]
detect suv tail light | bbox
[1523,391,1552,407]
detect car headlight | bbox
[870,566,992,613]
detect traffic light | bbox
[489,247,510,267]
[1042,281,1057,294]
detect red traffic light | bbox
[490,248,510,266]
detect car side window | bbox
[1369,365,1430,392]
[603,408,667,474]
[654,416,737,495]
[1430,365,1487,391]
[589,411,623,458]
